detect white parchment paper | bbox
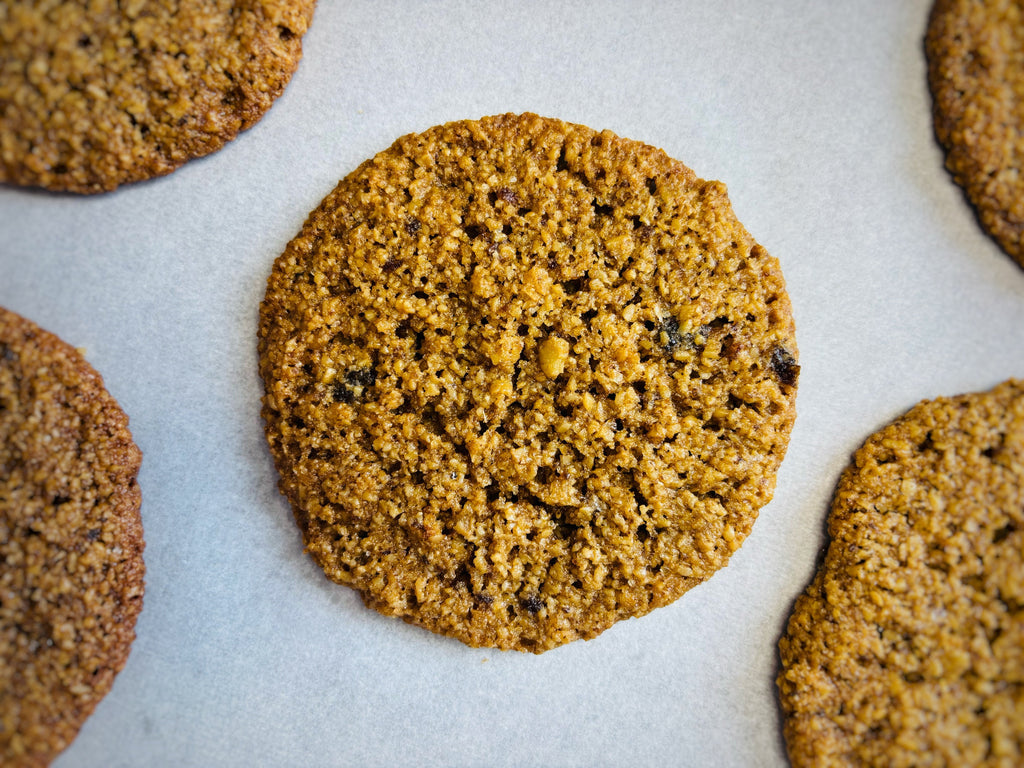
[2,2,1023,766]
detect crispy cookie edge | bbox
[776,379,1024,766]
[925,0,1024,267]
[0,306,145,766]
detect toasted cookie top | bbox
[0,0,316,193]
[259,113,799,653]
[926,0,1024,267]
[778,379,1024,767]
[0,307,144,767]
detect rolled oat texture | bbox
[0,306,144,766]
[778,379,1024,767]
[259,113,799,653]
[926,0,1024,267]
[0,0,316,193]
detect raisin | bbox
[405,217,421,235]
[346,368,377,388]
[658,317,695,352]
[332,382,355,403]
[769,346,799,387]
[523,594,543,614]
[86,528,102,541]
[496,187,519,206]
[333,369,376,403]
[660,317,681,350]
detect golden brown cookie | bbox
[0,307,144,767]
[926,0,1024,267]
[0,0,317,193]
[778,379,1024,767]
[259,113,799,653]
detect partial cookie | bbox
[0,307,144,766]
[778,379,1024,767]
[259,113,799,653]
[926,0,1024,267]
[0,0,317,193]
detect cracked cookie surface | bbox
[778,379,1024,767]
[0,307,144,767]
[259,113,799,653]
[926,0,1024,267]
[0,0,316,193]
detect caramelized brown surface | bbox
[779,379,1024,767]
[259,113,798,652]
[927,0,1024,266]
[0,0,316,192]
[0,307,144,766]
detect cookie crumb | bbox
[539,336,570,378]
